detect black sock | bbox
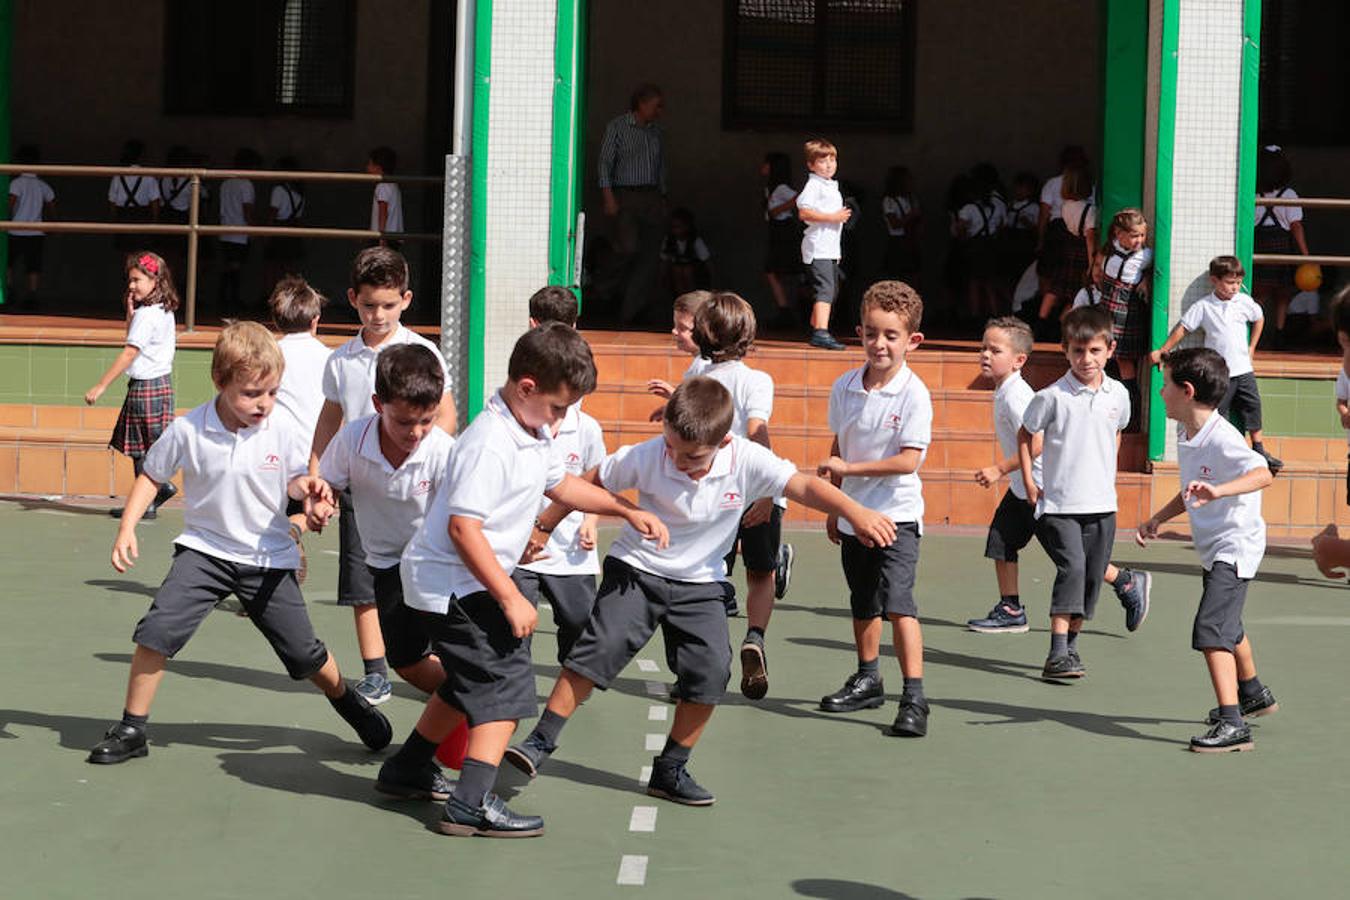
[388,729,439,768]
[362,657,388,679]
[528,709,567,752]
[747,626,765,641]
[857,657,880,677]
[452,757,498,808]
[1238,676,1265,700]
[1219,704,1243,727]
[658,737,692,765]
[1067,631,1080,651]
[1001,594,1021,610]
[901,677,925,702]
[120,709,148,730]
[1050,633,1068,656]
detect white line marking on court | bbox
[636,658,659,672]
[1248,616,1350,626]
[647,705,668,721]
[644,733,664,751]
[628,806,658,832]
[616,855,648,886]
[638,765,652,786]
[34,509,78,517]
[321,549,339,556]
[644,681,666,697]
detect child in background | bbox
[368,146,404,249]
[763,152,801,330]
[1151,256,1282,472]
[264,156,307,290]
[108,139,161,254]
[797,138,852,350]
[7,144,56,308]
[84,251,180,520]
[648,290,714,399]
[218,148,260,312]
[1036,149,1093,338]
[659,207,713,298]
[1253,146,1311,347]
[1137,348,1277,751]
[882,165,921,285]
[954,164,1007,324]
[1002,172,1040,285]
[1097,208,1153,426]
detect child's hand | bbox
[519,524,551,565]
[1183,480,1223,507]
[825,514,841,545]
[625,509,670,550]
[578,518,598,551]
[84,385,105,406]
[835,207,853,224]
[1148,349,1163,367]
[848,509,896,549]
[1024,482,1040,507]
[648,379,675,399]
[742,497,774,528]
[1135,516,1159,547]
[111,529,139,573]
[817,456,850,481]
[975,465,1001,488]
[306,500,335,533]
[500,591,538,639]
[1339,410,1350,430]
[1311,524,1347,580]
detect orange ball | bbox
[1295,262,1323,292]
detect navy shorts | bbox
[512,568,598,665]
[425,591,537,726]
[1035,512,1116,619]
[336,490,377,607]
[1192,561,1249,652]
[369,564,433,669]
[840,523,921,620]
[807,258,841,305]
[724,504,784,576]
[1220,372,1263,434]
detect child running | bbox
[84,251,180,519]
[1136,348,1277,751]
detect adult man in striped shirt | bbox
[598,83,667,326]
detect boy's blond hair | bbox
[860,280,923,334]
[985,316,1034,356]
[804,138,838,164]
[212,321,284,389]
[693,291,756,363]
[269,275,325,333]
[673,289,712,318]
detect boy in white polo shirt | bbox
[310,247,457,707]
[379,323,668,837]
[1019,305,1130,680]
[7,144,56,307]
[1151,255,1282,472]
[87,322,391,765]
[797,138,852,351]
[1137,348,1278,752]
[505,376,894,807]
[817,281,932,738]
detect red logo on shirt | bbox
[1199,465,1213,480]
[565,451,582,471]
[886,413,903,430]
[413,479,432,496]
[259,453,281,472]
[719,490,743,510]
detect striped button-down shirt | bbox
[598,112,665,192]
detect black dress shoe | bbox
[438,794,544,838]
[375,757,452,801]
[819,672,885,712]
[332,690,393,750]
[88,723,148,764]
[1205,686,1278,724]
[1190,720,1254,753]
[884,695,929,737]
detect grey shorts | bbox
[336,489,377,607]
[1193,561,1249,652]
[1035,512,1116,619]
[840,523,921,620]
[724,504,784,576]
[564,557,733,706]
[369,564,433,669]
[512,568,598,666]
[1220,372,1263,435]
[807,258,841,305]
[425,591,537,726]
[132,546,329,679]
[984,490,1038,562]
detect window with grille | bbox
[723,0,916,131]
[164,0,355,117]
[1259,0,1350,145]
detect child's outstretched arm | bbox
[545,472,669,549]
[1184,464,1273,508]
[977,432,1043,488]
[308,400,344,476]
[784,472,896,549]
[1135,490,1186,547]
[85,345,141,405]
[1016,426,1039,505]
[818,447,921,479]
[1149,323,1189,366]
[111,474,162,572]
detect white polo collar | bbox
[487,390,550,450]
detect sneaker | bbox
[1190,720,1254,753]
[87,722,149,765]
[1114,568,1151,632]
[1041,653,1086,680]
[375,757,452,801]
[333,689,393,751]
[1205,686,1279,725]
[354,671,392,706]
[819,671,885,712]
[883,695,929,737]
[646,757,716,806]
[438,793,545,838]
[502,737,552,779]
[739,632,769,700]
[809,329,847,351]
[774,543,795,599]
[967,603,1030,634]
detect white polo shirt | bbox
[602,435,798,583]
[371,182,404,233]
[108,171,161,209]
[319,415,455,568]
[797,172,843,263]
[322,325,451,422]
[766,183,796,222]
[882,194,915,237]
[1009,199,1039,231]
[143,400,308,569]
[993,372,1042,500]
[1337,369,1350,447]
[1177,411,1267,577]
[684,356,711,379]
[700,359,785,510]
[1040,175,1064,220]
[1256,188,1302,231]
[1102,243,1153,286]
[520,406,607,577]
[159,176,193,213]
[1179,293,1263,378]
[828,364,932,534]
[276,332,332,437]
[125,304,176,381]
[270,184,305,222]
[218,178,255,244]
[1022,373,1129,516]
[8,174,55,235]
[401,391,565,613]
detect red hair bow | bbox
[138,254,159,275]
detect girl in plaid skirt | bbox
[1036,161,1096,340]
[1098,208,1153,429]
[85,251,180,518]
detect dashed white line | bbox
[636,658,660,672]
[638,765,652,786]
[628,806,658,832]
[616,855,648,886]
[644,733,664,751]
[647,705,668,721]
[644,681,666,697]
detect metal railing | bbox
[0,163,443,330]
[1253,194,1350,269]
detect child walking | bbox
[763,152,801,330]
[1253,145,1311,347]
[7,144,56,308]
[85,251,180,519]
[1098,208,1153,425]
[1137,348,1278,751]
[797,138,852,350]
[367,146,403,248]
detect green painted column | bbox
[1148,0,1180,462]
[547,0,586,299]
[1098,0,1149,216]
[1235,0,1261,273]
[0,0,11,306]
[467,0,493,418]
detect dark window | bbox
[164,0,355,117]
[1260,0,1350,145]
[723,0,916,131]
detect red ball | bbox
[434,721,469,770]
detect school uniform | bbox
[110,304,177,458]
[275,332,332,438]
[1338,368,1350,504]
[659,234,712,289]
[1001,197,1039,277]
[1022,373,1130,619]
[401,391,566,725]
[1042,189,1095,301]
[1179,292,1265,434]
[266,183,306,263]
[828,364,932,620]
[322,325,452,608]
[218,177,255,267]
[1100,241,1154,357]
[513,406,607,665]
[1253,188,1302,291]
[371,181,404,243]
[882,193,921,277]
[108,169,162,251]
[797,172,844,305]
[563,435,798,705]
[1071,286,1102,309]
[1177,412,1268,651]
[955,200,1002,278]
[8,173,55,274]
[765,183,802,275]
[320,415,455,668]
[133,401,329,679]
[159,176,194,224]
[984,372,1043,563]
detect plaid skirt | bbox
[110,375,175,457]
[1101,280,1149,357]
[1252,225,1295,291]
[1041,220,1091,300]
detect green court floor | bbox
[1,500,1348,899]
